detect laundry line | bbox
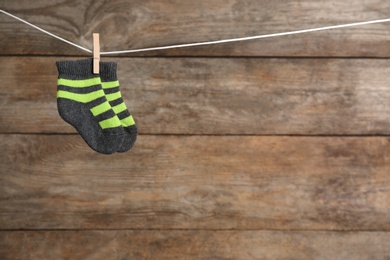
[1,9,390,55]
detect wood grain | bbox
[2,1,390,258]
[1,0,389,57]
[1,134,389,230]
[1,230,390,260]
[1,56,390,135]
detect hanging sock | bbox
[56,59,125,154]
[100,61,138,152]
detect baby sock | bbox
[56,59,125,154]
[100,61,138,152]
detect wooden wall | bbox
[1,1,390,259]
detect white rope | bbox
[102,18,390,55]
[1,9,390,55]
[0,9,92,53]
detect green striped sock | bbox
[100,62,137,152]
[56,59,125,154]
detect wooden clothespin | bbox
[93,33,100,74]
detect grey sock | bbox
[56,59,125,154]
[100,61,138,152]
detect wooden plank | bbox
[1,134,389,230]
[1,230,390,259]
[1,56,390,135]
[0,0,389,57]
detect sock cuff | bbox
[56,59,96,80]
[100,61,118,82]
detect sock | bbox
[100,61,138,152]
[56,59,125,154]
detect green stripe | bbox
[90,101,112,116]
[105,92,122,102]
[58,77,101,88]
[57,90,105,103]
[121,115,135,127]
[112,102,127,114]
[99,116,122,129]
[101,81,119,89]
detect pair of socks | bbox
[56,59,137,154]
